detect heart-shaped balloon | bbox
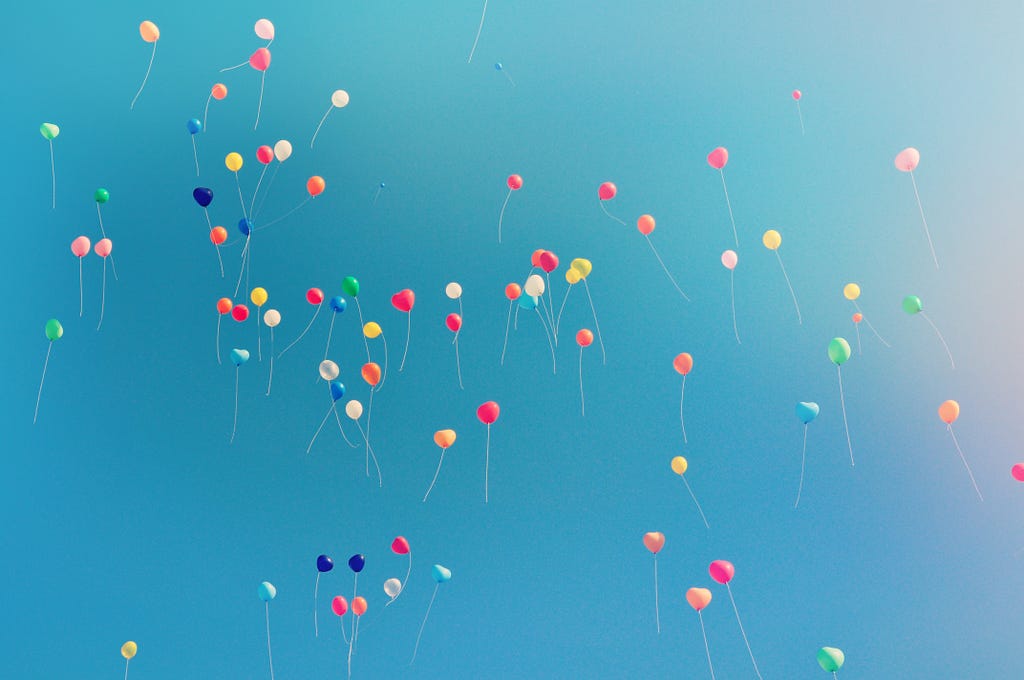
[317,555,334,572]
[709,559,734,584]
[434,429,456,449]
[230,349,250,366]
[894,147,920,172]
[707,147,729,170]
[477,401,500,425]
[391,536,410,555]
[348,554,366,573]
[249,47,271,71]
[796,401,820,424]
[643,532,665,554]
[391,289,415,313]
[193,187,213,207]
[431,564,452,583]
[686,587,712,611]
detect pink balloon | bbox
[254,18,275,41]
[894,147,920,172]
[249,48,272,72]
[71,236,91,258]
[709,559,734,584]
[331,596,348,616]
[1012,464,1024,482]
[642,532,665,554]
[352,596,367,616]
[721,250,737,270]
[792,89,802,101]
[306,288,325,305]
[686,587,712,611]
[598,182,617,201]
[94,238,113,258]
[391,536,411,555]
[256,145,274,164]
[707,147,729,170]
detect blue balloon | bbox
[494,62,503,71]
[431,564,452,583]
[238,218,253,236]
[230,348,250,366]
[316,554,334,573]
[186,118,202,134]
[258,581,277,601]
[348,554,365,573]
[329,381,346,402]
[517,294,538,311]
[330,296,347,313]
[378,182,386,189]
[193,187,213,208]
[796,401,820,424]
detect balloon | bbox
[762,229,781,250]
[507,174,523,190]
[796,402,820,424]
[329,381,346,402]
[565,268,581,284]
[121,641,137,660]
[71,236,90,258]
[524,274,545,297]
[431,564,452,583]
[828,338,851,365]
[446,314,462,332]
[792,89,802,101]
[477,401,500,424]
[211,83,228,100]
[598,182,616,200]
[250,287,268,307]
[938,400,960,424]
[45,319,63,341]
[249,48,271,71]
[671,456,688,475]
[94,239,112,258]
[384,578,402,598]
[40,123,59,140]
[852,313,863,323]
[895,147,920,172]
[225,152,243,172]
[139,21,160,42]
[331,90,350,108]
[330,296,348,313]
[637,214,655,235]
[352,597,367,616]
[94,188,110,204]
[707,147,729,170]
[686,587,712,611]
[341,276,360,297]
[643,532,665,554]
[187,118,202,134]
[709,560,734,584]
[570,258,593,279]
[210,227,228,245]
[232,305,250,322]
[264,309,281,327]
[434,429,456,449]
[1013,464,1024,482]
[361,362,382,386]
[504,283,522,300]
[317,555,334,572]
[721,250,738,270]
[517,295,538,311]
[258,581,276,601]
[363,322,382,339]
[331,596,348,616]
[902,295,923,315]
[192,187,213,207]
[217,298,232,315]
[307,176,326,196]
[576,329,593,347]
[319,360,340,381]
[348,554,366,573]
[817,647,845,672]
[445,282,463,299]
[345,400,363,419]
[230,349,250,366]
[238,218,253,236]
[843,283,860,300]
[256,145,274,164]
[307,288,325,305]
[254,18,275,40]
[673,353,693,375]
[539,251,559,273]
[392,536,411,554]
[274,140,292,162]
[391,289,415,312]
[531,250,545,267]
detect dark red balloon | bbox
[539,251,559,273]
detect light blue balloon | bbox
[258,581,277,601]
[796,401,820,424]
[494,62,503,71]
[186,118,202,134]
[230,349,250,366]
[517,295,538,311]
[431,564,452,583]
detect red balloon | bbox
[477,401,500,424]
[709,559,735,584]
[598,182,617,201]
[256,145,274,164]
[249,47,271,71]
[530,249,546,268]
[446,313,462,332]
[306,288,325,305]
[507,174,523,190]
[306,176,326,197]
[232,304,250,322]
[576,329,594,347]
[391,536,410,555]
[505,283,522,300]
[391,289,415,313]
[539,251,559,273]
[673,353,693,375]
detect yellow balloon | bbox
[565,268,581,284]
[671,456,688,476]
[762,229,781,250]
[363,322,382,339]
[570,258,592,279]
[121,641,137,660]
[843,283,861,301]
[250,287,268,307]
[225,152,243,172]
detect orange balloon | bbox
[673,353,693,375]
[530,249,546,268]
[434,429,456,449]
[216,297,233,314]
[361,362,382,387]
[211,83,228,100]
[686,587,712,611]
[637,214,655,235]
[306,176,326,197]
[938,400,960,425]
[139,21,160,43]
[352,596,367,616]
[576,329,594,347]
[852,312,863,323]
[210,226,228,245]
[643,531,665,554]
[504,283,522,300]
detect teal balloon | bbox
[44,319,63,341]
[827,338,851,366]
[230,348,250,366]
[431,564,452,583]
[817,647,844,672]
[258,581,277,601]
[94,188,110,204]
[341,276,360,297]
[796,401,819,424]
[517,295,538,311]
[902,295,923,315]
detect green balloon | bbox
[817,646,845,672]
[39,123,60,140]
[341,276,360,297]
[44,319,63,341]
[94,188,110,204]
[828,337,851,365]
[902,295,922,315]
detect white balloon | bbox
[524,274,545,297]
[263,309,281,327]
[254,18,275,40]
[273,140,292,162]
[319,360,339,381]
[383,578,402,598]
[445,282,462,299]
[331,90,350,108]
[345,400,363,420]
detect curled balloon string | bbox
[254,70,267,130]
[795,423,808,508]
[399,311,412,372]
[920,312,955,369]
[652,555,661,634]
[365,390,375,476]
[234,172,249,221]
[203,95,213,130]
[219,59,248,72]
[947,425,983,501]
[264,601,275,680]
[265,328,275,395]
[256,312,262,362]
[452,298,464,345]
[33,342,54,424]
[836,366,854,467]
[679,376,688,444]
[645,235,690,301]
[130,41,157,110]
[410,583,440,664]
[718,169,739,247]
[724,583,763,680]
[191,136,200,177]
[681,476,711,530]
[278,304,321,358]
[908,170,938,269]
[582,279,606,365]
[332,409,359,448]
[500,301,514,365]
[484,424,492,503]
[773,250,801,324]
[214,241,225,278]
[255,195,312,232]
[599,200,626,227]
[851,302,890,347]
[697,611,717,680]
[347,575,359,678]
[373,184,383,205]
[466,0,489,63]
[96,258,108,331]
[353,419,382,487]
[124,657,130,680]
[95,205,119,281]
[497,188,512,243]
[203,207,212,231]
[375,334,390,391]
[537,294,557,348]
[423,450,447,502]
[545,274,558,345]
[535,308,556,375]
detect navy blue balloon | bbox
[193,187,213,208]
[330,296,347,313]
[186,118,202,134]
[348,554,365,573]
[329,381,346,402]
[238,218,253,236]
[316,554,334,572]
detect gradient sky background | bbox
[4,1,1023,678]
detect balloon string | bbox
[653,556,661,634]
[948,425,983,501]
[423,450,446,502]
[266,329,275,395]
[324,314,336,361]
[214,243,225,278]
[204,207,213,230]
[233,237,250,298]
[314,572,321,637]
[387,553,412,607]
[645,235,690,301]
[837,366,854,466]
[355,420,382,486]
[514,303,520,330]
[97,259,107,331]
[347,608,355,680]
[909,171,938,269]
[373,186,382,205]
[307,404,334,454]
[852,302,890,347]
[231,368,240,444]
[254,70,266,130]
[410,583,439,664]
[503,70,516,86]
[250,164,269,216]
[234,172,248,220]
[378,333,390,391]
[340,614,350,644]
[582,280,606,365]
[254,164,281,219]
[679,376,688,444]
[355,299,371,363]
[130,41,156,110]
[258,194,313,233]
[124,658,130,680]
[500,302,513,365]
[279,305,320,357]
[96,205,119,282]
[774,251,802,324]
[729,270,740,344]
[719,169,738,247]
[453,338,465,389]
[399,312,411,372]
[920,312,955,369]
[697,611,717,680]
[216,316,222,364]
[795,101,805,136]
[265,601,275,680]
[854,322,862,355]
[726,584,763,680]
[49,140,56,210]
[332,408,358,448]
[466,0,489,63]
[535,309,556,375]
[219,60,247,72]
[537,292,557,347]
[599,200,626,226]
[310,106,332,149]
[554,284,572,336]
[33,342,53,424]
[203,94,213,130]
[485,424,491,503]
[78,259,84,317]
[454,298,464,345]
[192,136,200,176]
[365,390,374,475]
[682,476,711,529]
[497,188,512,242]
[578,347,585,416]
[795,424,807,508]
[257,311,263,361]
[546,272,558,345]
